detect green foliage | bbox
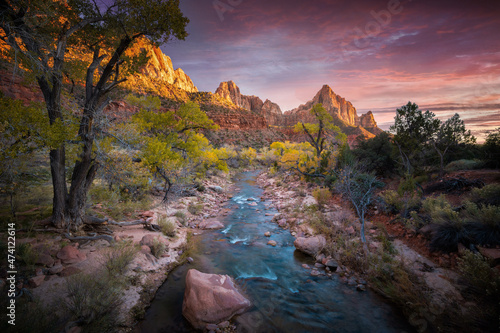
[469,184,500,206]
[353,132,396,176]
[482,128,500,168]
[420,195,459,225]
[445,159,484,172]
[16,243,38,268]
[458,250,500,298]
[150,238,166,258]
[158,215,176,237]
[125,94,161,111]
[64,271,124,332]
[312,187,332,209]
[175,211,187,225]
[187,202,204,215]
[103,241,138,277]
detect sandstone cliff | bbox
[122,38,197,99]
[215,81,283,126]
[283,85,381,137]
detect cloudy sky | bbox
[161,0,500,140]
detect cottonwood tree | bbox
[336,166,383,248]
[132,101,224,201]
[0,0,188,229]
[292,103,346,177]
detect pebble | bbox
[356,284,366,292]
[302,264,311,270]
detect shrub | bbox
[379,190,420,217]
[16,243,38,268]
[174,211,187,226]
[445,159,483,172]
[429,222,467,253]
[102,241,138,277]
[187,202,204,215]
[462,202,500,246]
[458,250,500,298]
[421,195,460,225]
[150,238,166,258]
[312,187,332,209]
[64,272,123,332]
[158,216,176,237]
[469,184,500,206]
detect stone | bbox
[218,321,230,328]
[206,324,218,331]
[28,275,45,288]
[248,202,258,206]
[198,220,225,230]
[314,263,325,269]
[310,269,321,277]
[48,261,63,275]
[182,269,251,330]
[293,236,326,257]
[356,284,366,292]
[264,231,271,237]
[267,240,277,247]
[35,253,55,267]
[140,210,155,218]
[278,219,287,228]
[140,234,168,248]
[209,186,224,193]
[140,245,151,254]
[187,257,194,264]
[324,259,338,271]
[301,264,311,270]
[59,266,82,277]
[67,326,82,333]
[301,195,317,208]
[316,253,326,263]
[346,226,355,235]
[56,245,87,264]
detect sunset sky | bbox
[162,0,500,140]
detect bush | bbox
[158,216,176,237]
[445,159,483,172]
[64,272,124,332]
[102,241,138,277]
[187,202,204,215]
[421,195,460,225]
[469,184,500,206]
[312,187,332,209]
[16,243,38,268]
[429,222,467,253]
[150,238,166,258]
[175,211,187,226]
[459,250,500,297]
[462,202,500,246]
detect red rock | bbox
[198,220,224,230]
[140,234,168,248]
[182,269,251,329]
[28,275,45,288]
[477,246,500,266]
[140,210,155,218]
[48,261,63,275]
[56,245,87,264]
[140,245,152,254]
[267,240,277,246]
[346,226,355,235]
[294,236,326,257]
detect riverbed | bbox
[137,171,413,333]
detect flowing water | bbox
[137,171,414,333]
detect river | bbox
[137,171,413,333]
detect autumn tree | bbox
[132,101,224,201]
[0,0,188,229]
[292,103,346,177]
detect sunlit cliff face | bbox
[162,0,500,141]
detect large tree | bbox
[432,113,475,177]
[0,0,188,229]
[390,102,440,174]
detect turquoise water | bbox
[137,171,414,333]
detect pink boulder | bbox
[293,236,326,257]
[182,269,251,329]
[56,245,87,264]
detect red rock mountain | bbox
[214,81,381,138]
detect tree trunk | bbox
[50,147,68,228]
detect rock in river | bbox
[182,269,251,330]
[293,236,326,257]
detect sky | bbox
[161,0,500,141]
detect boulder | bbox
[209,186,224,193]
[198,220,225,230]
[56,245,87,264]
[182,269,251,329]
[267,240,277,247]
[264,232,271,237]
[35,253,55,267]
[140,234,168,248]
[294,236,326,257]
[477,246,500,267]
[48,261,63,275]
